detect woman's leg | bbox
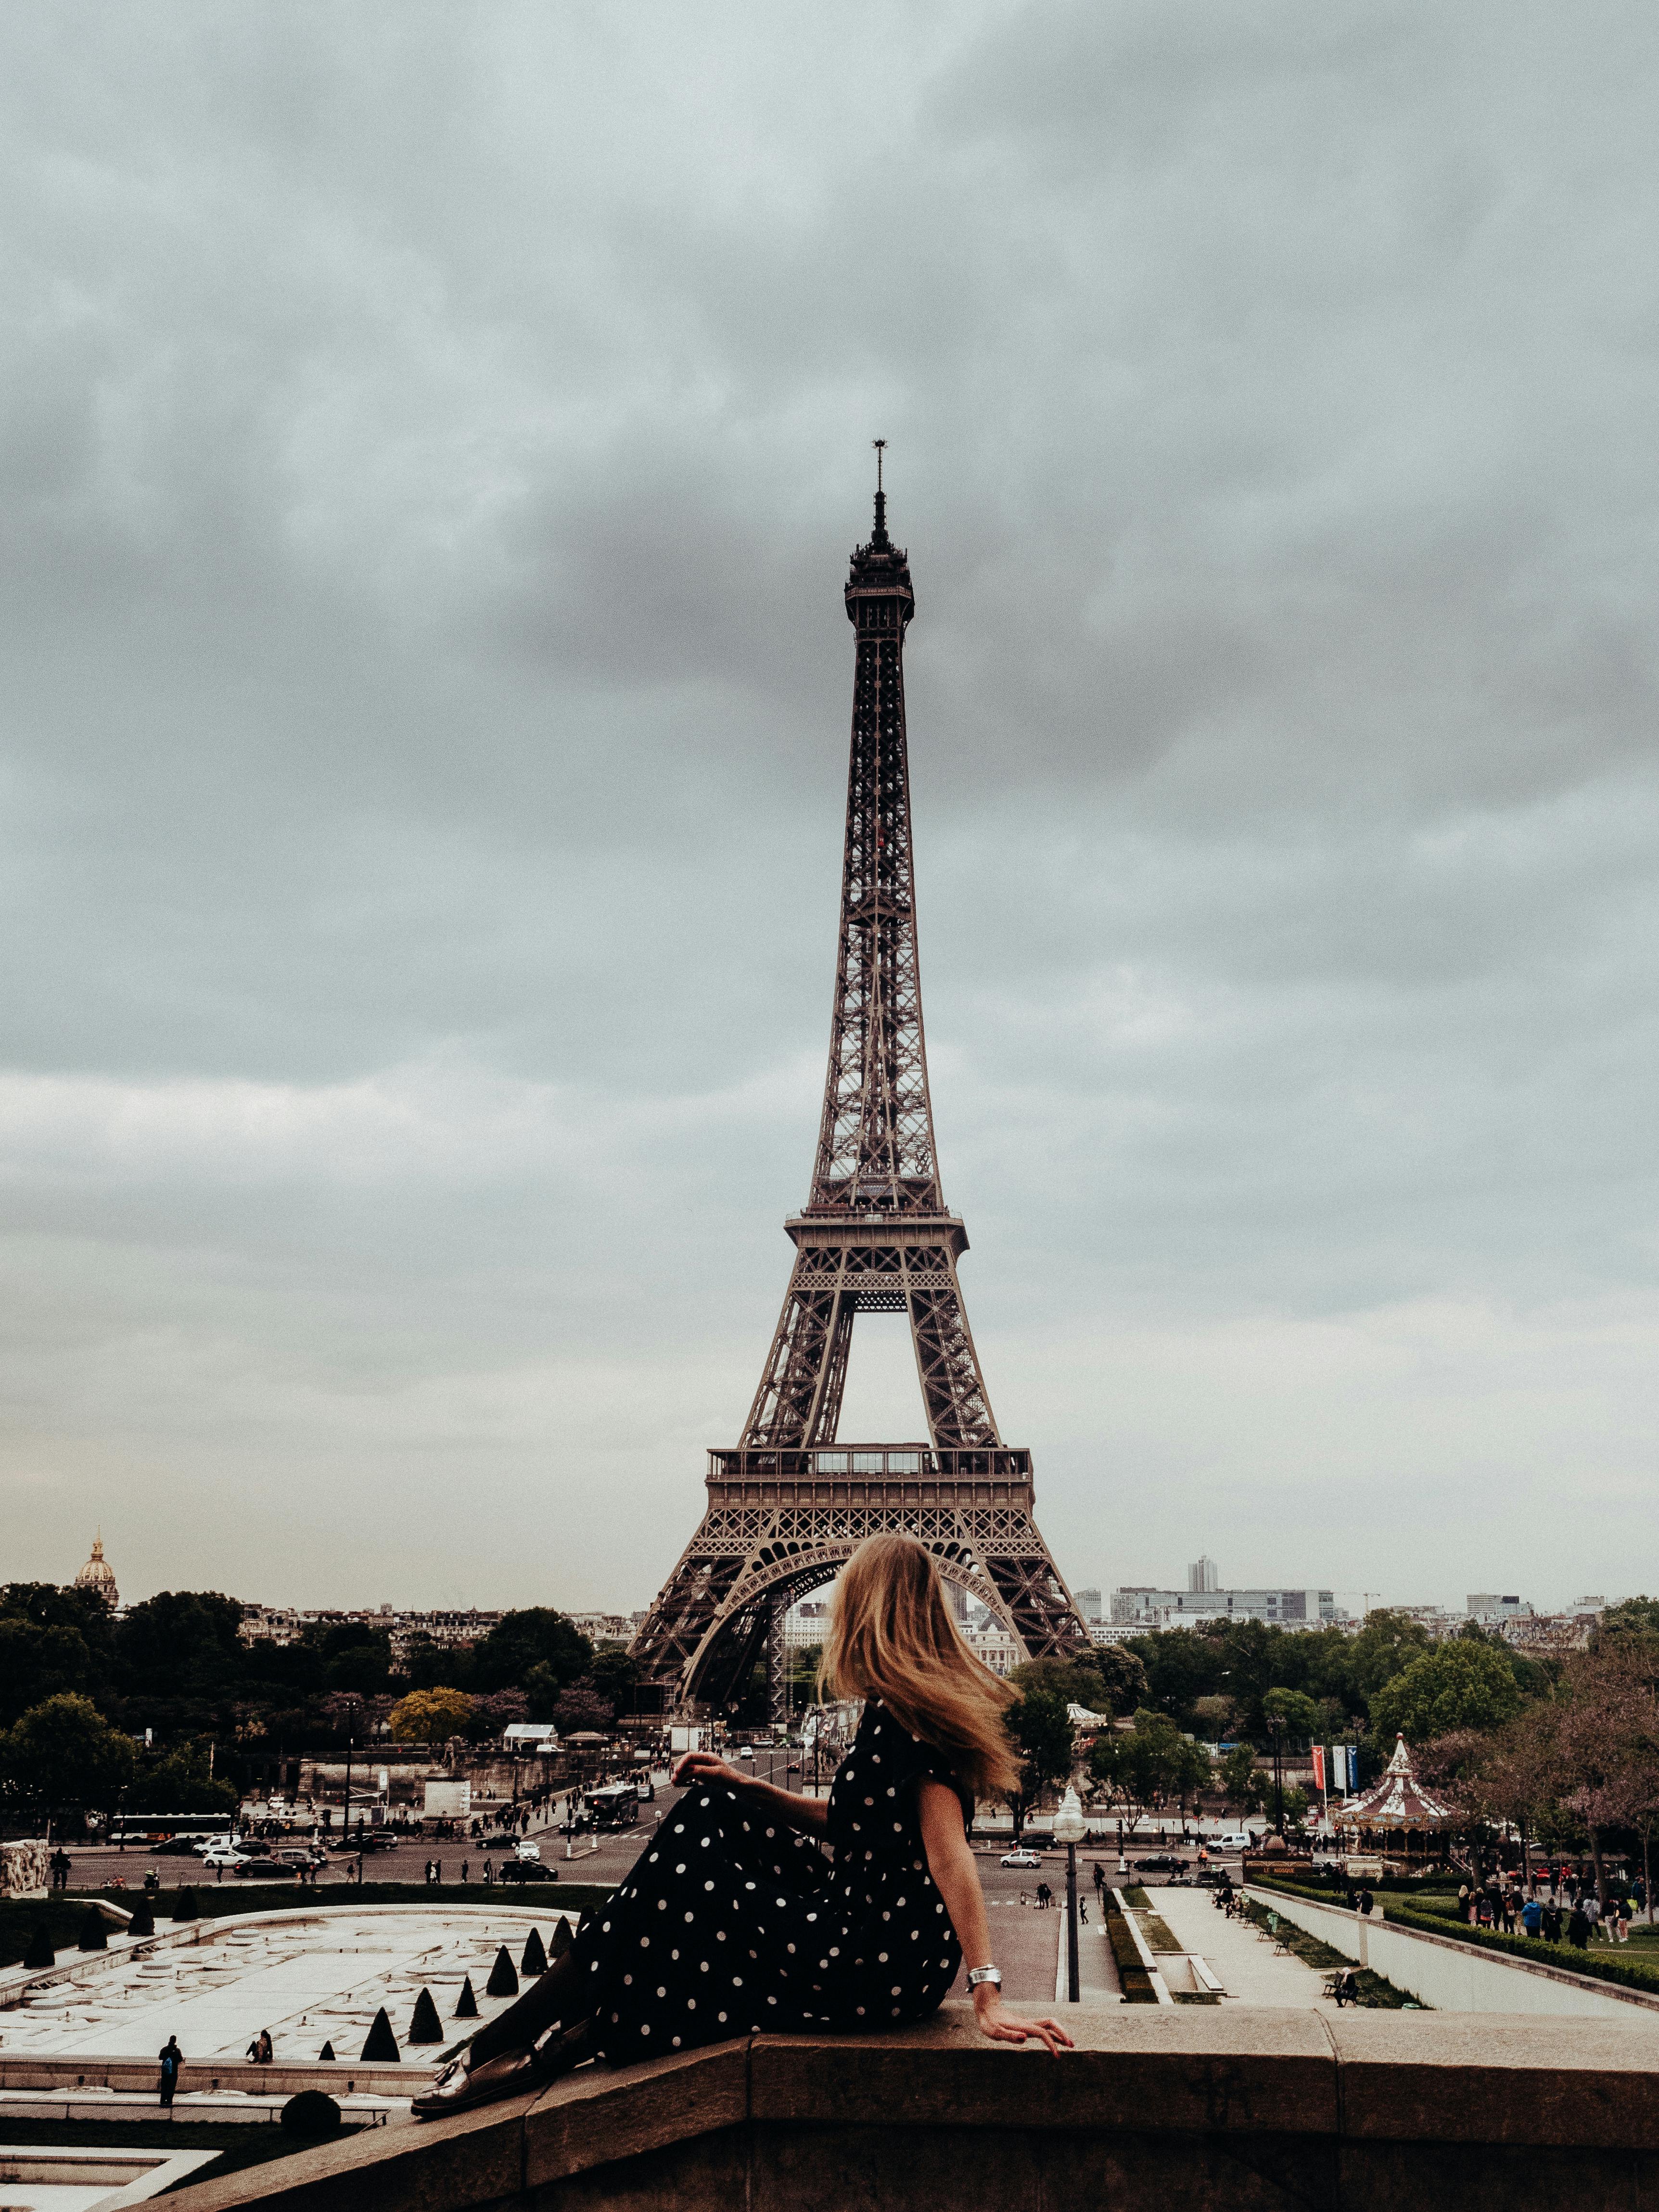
[466,1949,590,2063]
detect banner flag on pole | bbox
[1312,1745,1326,1792]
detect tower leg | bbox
[767,1592,790,1729]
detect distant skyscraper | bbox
[1074,1587,1103,1623]
[1188,1556,1219,1594]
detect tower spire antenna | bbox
[871,437,888,545]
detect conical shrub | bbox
[171,1887,199,1923]
[407,1987,443,2043]
[318,2040,337,2062]
[77,1908,108,1952]
[24,1920,55,1970]
[520,1927,547,1976]
[126,1902,155,1938]
[549,1917,572,1960]
[485,1946,519,1998]
[360,2007,400,2062]
[453,1975,478,2019]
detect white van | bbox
[1216,1833,1253,1852]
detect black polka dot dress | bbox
[571,1703,968,2059]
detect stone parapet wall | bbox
[1248,1881,1659,2017]
[155,2000,1659,2212]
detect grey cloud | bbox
[2,0,1658,1615]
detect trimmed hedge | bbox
[1102,1907,1156,2002]
[1249,1871,1659,2001]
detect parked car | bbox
[738,1747,754,1761]
[498,1859,561,1883]
[259,1846,327,1874]
[1000,1849,1043,1869]
[200,1843,254,1869]
[1193,1868,1229,1887]
[1133,1854,1187,1873]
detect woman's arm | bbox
[918,1780,1072,2054]
[670,1751,829,1834]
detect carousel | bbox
[1335,1733,1456,1872]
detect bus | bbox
[585,1784,640,1832]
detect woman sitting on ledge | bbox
[415,1535,1071,2117]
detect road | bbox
[54,1748,1221,2007]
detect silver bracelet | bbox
[966,1965,1002,1991]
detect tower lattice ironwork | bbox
[632,464,1088,1715]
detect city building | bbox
[1111,1583,1341,1631]
[1188,1556,1220,1594]
[73,1532,118,1610]
[1073,1586,1103,1623]
[1466,1594,1532,1624]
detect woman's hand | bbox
[670,1750,749,1790]
[972,1986,1074,2054]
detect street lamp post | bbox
[1053,1785,1087,2005]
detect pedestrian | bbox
[1092,1861,1105,1898]
[1500,1890,1517,1934]
[1079,1899,1088,1925]
[484,1857,494,1888]
[1521,1896,1542,1939]
[1457,1882,1471,1922]
[158,2035,183,2108]
[245,2029,273,2065]
[1584,1892,1603,1943]
[1567,1904,1590,1949]
[1543,1901,1562,1943]
[413,1533,1072,2118]
[1359,1887,1374,1919]
[460,1859,470,1884]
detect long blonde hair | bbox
[818,1535,1021,1800]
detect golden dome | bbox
[74,1532,119,1609]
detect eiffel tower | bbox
[631,455,1089,1715]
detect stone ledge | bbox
[150,2002,1659,2211]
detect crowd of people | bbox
[1457,1870,1644,1947]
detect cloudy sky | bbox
[4,1,1659,1620]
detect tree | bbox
[553,1685,616,1735]
[127,1738,239,1816]
[1088,1710,1199,1837]
[1082,1644,1149,1715]
[117,1592,244,1701]
[1191,1695,1238,1742]
[1595,1598,1659,1645]
[1008,1658,1110,1711]
[1262,1688,1323,1743]
[1003,1688,1074,1836]
[400,1634,469,1692]
[589,1649,642,1714]
[388,1688,475,1743]
[472,1610,592,1697]
[1367,1640,1522,1743]
[1218,1744,1267,1819]
[2,1693,136,1826]
[1128,1629,1227,1727]
[1342,1610,1434,1700]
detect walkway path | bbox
[1152,1887,1340,2008]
